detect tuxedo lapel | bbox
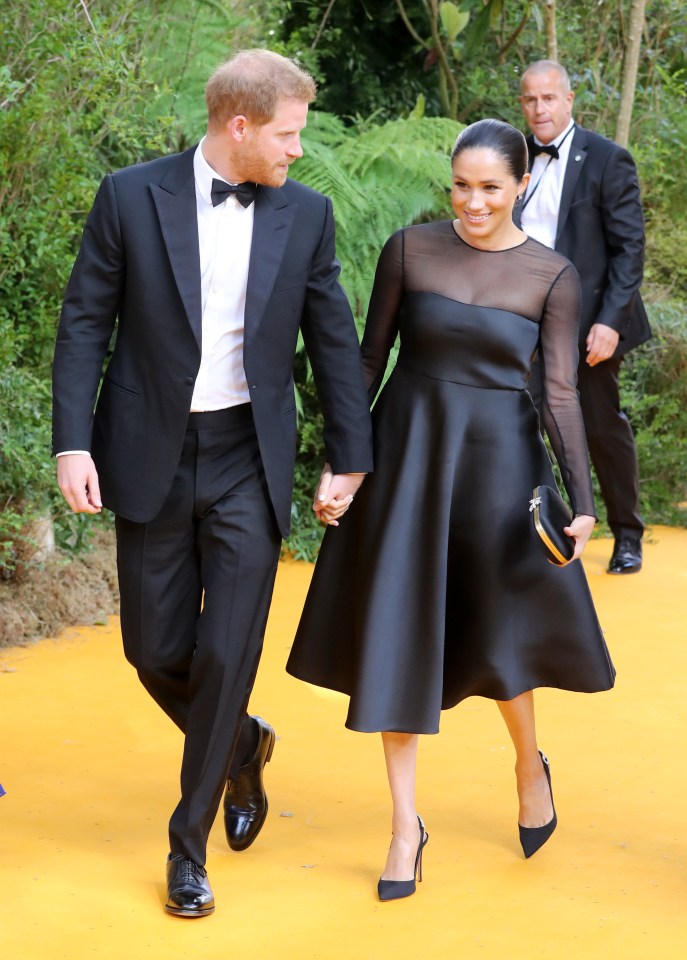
[244,187,298,344]
[556,126,588,243]
[150,148,202,347]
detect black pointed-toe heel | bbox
[378,815,429,902]
[519,750,557,859]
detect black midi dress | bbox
[286,223,615,733]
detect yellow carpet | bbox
[1,528,686,959]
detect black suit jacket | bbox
[52,146,373,536]
[517,125,651,357]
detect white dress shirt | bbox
[521,120,576,250]
[191,137,253,411]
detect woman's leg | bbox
[380,732,422,880]
[496,691,554,828]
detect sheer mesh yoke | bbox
[360,222,595,516]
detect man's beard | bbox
[241,148,290,188]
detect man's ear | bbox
[228,115,249,142]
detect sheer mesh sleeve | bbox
[539,263,597,517]
[360,230,404,403]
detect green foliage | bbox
[0,367,52,511]
[0,0,174,573]
[295,109,461,320]
[440,3,471,44]
[0,366,54,576]
[0,0,175,375]
[621,300,687,526]
[287,349,326,560]
[0,364,110,578]
[142,0,253,143]
[262,1,432,121]
[632,66,687,296]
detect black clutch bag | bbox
[529,485,575,566]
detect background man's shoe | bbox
[608,537,642,574]
[224,716,275,851]
[165,854,215,918]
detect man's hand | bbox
[57,454,103,514]
[586,323,620,367]
[313,463,366,526]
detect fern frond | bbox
[290,139,369,238]
[341,116,462,181]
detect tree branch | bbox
[426,0,458,116]
[395,0,431,49]
[497,10,532,66]
[615,0,649,147]
[78,0,104,58]
[311,0,339,50]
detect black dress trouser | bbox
[530,355,643,540]
[115,404,281,866]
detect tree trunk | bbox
[615,0,649,148]
[544,0,557,62]
[14,512,55,582]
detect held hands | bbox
[57,454,103,514]
[586,323,620,366]
[313,463,366,526]
[564,514,596,561]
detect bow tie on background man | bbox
[530,142,559,160]
[210,178,257,208]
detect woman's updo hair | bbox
[451,118,528,182]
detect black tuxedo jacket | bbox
[517,125,651,357]
[52,146,373,536]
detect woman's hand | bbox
[313,463,366,526]
[564,514,596,561]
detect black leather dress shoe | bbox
[165,854,214,918]
[224,716,275,851]
[608,536,642,574]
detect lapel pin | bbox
[574,154,582,162]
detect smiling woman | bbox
[450,119,530,250]
[287,118,614,901]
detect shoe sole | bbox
[164,904,215,918]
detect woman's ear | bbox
[518,171,531,199]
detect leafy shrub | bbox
[0,1,174,374]
[287,349,326,561]
[0,1,173,575]
[621,299,687,526]
[0,365,105,578]
[0,366,53,575]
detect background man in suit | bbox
[517,60,651,574]
[52,49,373,918]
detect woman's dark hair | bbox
[451,119,528,182]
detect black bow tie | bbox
[530,142,559,160]
[210,178,257,208]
